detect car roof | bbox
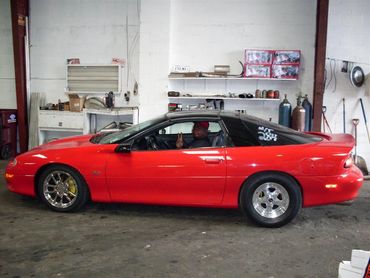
[165,110,240,120]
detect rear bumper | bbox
[298,166,363,207]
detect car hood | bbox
[32,134,95,151]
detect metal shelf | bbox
[83,107,138,116]
[169,96,280,101]
[168,77,297,81]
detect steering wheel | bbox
[147,135,159,150]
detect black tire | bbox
[239,172,302,228]
[1,144,11,160]
[37,165,89,212]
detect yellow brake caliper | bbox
[66,177,77,196]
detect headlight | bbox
[344,157,353,168]
[8,158,17,167]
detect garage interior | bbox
[0,0,369,277]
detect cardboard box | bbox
[68,94,85,112]
[351,250,370,270]
[338,261,364,278]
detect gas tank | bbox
[292,97,305,131]
[278,94,292,127]
[302,94,312,131]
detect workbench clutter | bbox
[68,94,86,112]
[168,99,224,112]
[40,91,119,112]
[169,64,240,78]
[244,49,300,79]
[168,89,280,100]
[167,88,282,112]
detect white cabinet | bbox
[38,110,84,145]
[66,64,124,95]
[38,108,139,145]
[83,107,139,134]
[39,110,84,131]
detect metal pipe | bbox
[359,98,370,143]
[342,98,346,133]
[352,119,359,164]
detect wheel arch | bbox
[237,170,303,207]
[34,163,91,199]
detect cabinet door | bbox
[39,111,84,130]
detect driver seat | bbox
[212,131,225,147]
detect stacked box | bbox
[272,50,300,79]
[244,49,300,79]
[244,50,273,78]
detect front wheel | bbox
[37,165,89,212]
[239,173,302,228]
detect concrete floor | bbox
[0,160,369,278]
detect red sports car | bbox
[5,111,363,227]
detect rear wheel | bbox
[37,165,89,212]
[239,173,302,228]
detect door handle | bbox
[204,158,223,164]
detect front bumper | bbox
[5,162,36,197]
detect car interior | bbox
[131,121,226,151]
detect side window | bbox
[162,122,222,135]
[222,117,259,147]
[208,122,222,133]
[132,120,224,151]
[163,122,193,135]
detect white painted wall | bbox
[29,0,140,106]
[325,0,370,168]
[167,0,317,120]
[137,0,171,122]
[0,0,17,109]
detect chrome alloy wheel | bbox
[252,182,290,219]
[43,170,78,209]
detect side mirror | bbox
[115,143,132,153]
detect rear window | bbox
[241,114,322,146]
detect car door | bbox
[105,120,227,205]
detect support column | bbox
[138,0,171,122]
[10,0,29,153]
[312,0,329,132]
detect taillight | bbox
[344,157,353,168]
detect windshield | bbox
[93,116,165,144]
